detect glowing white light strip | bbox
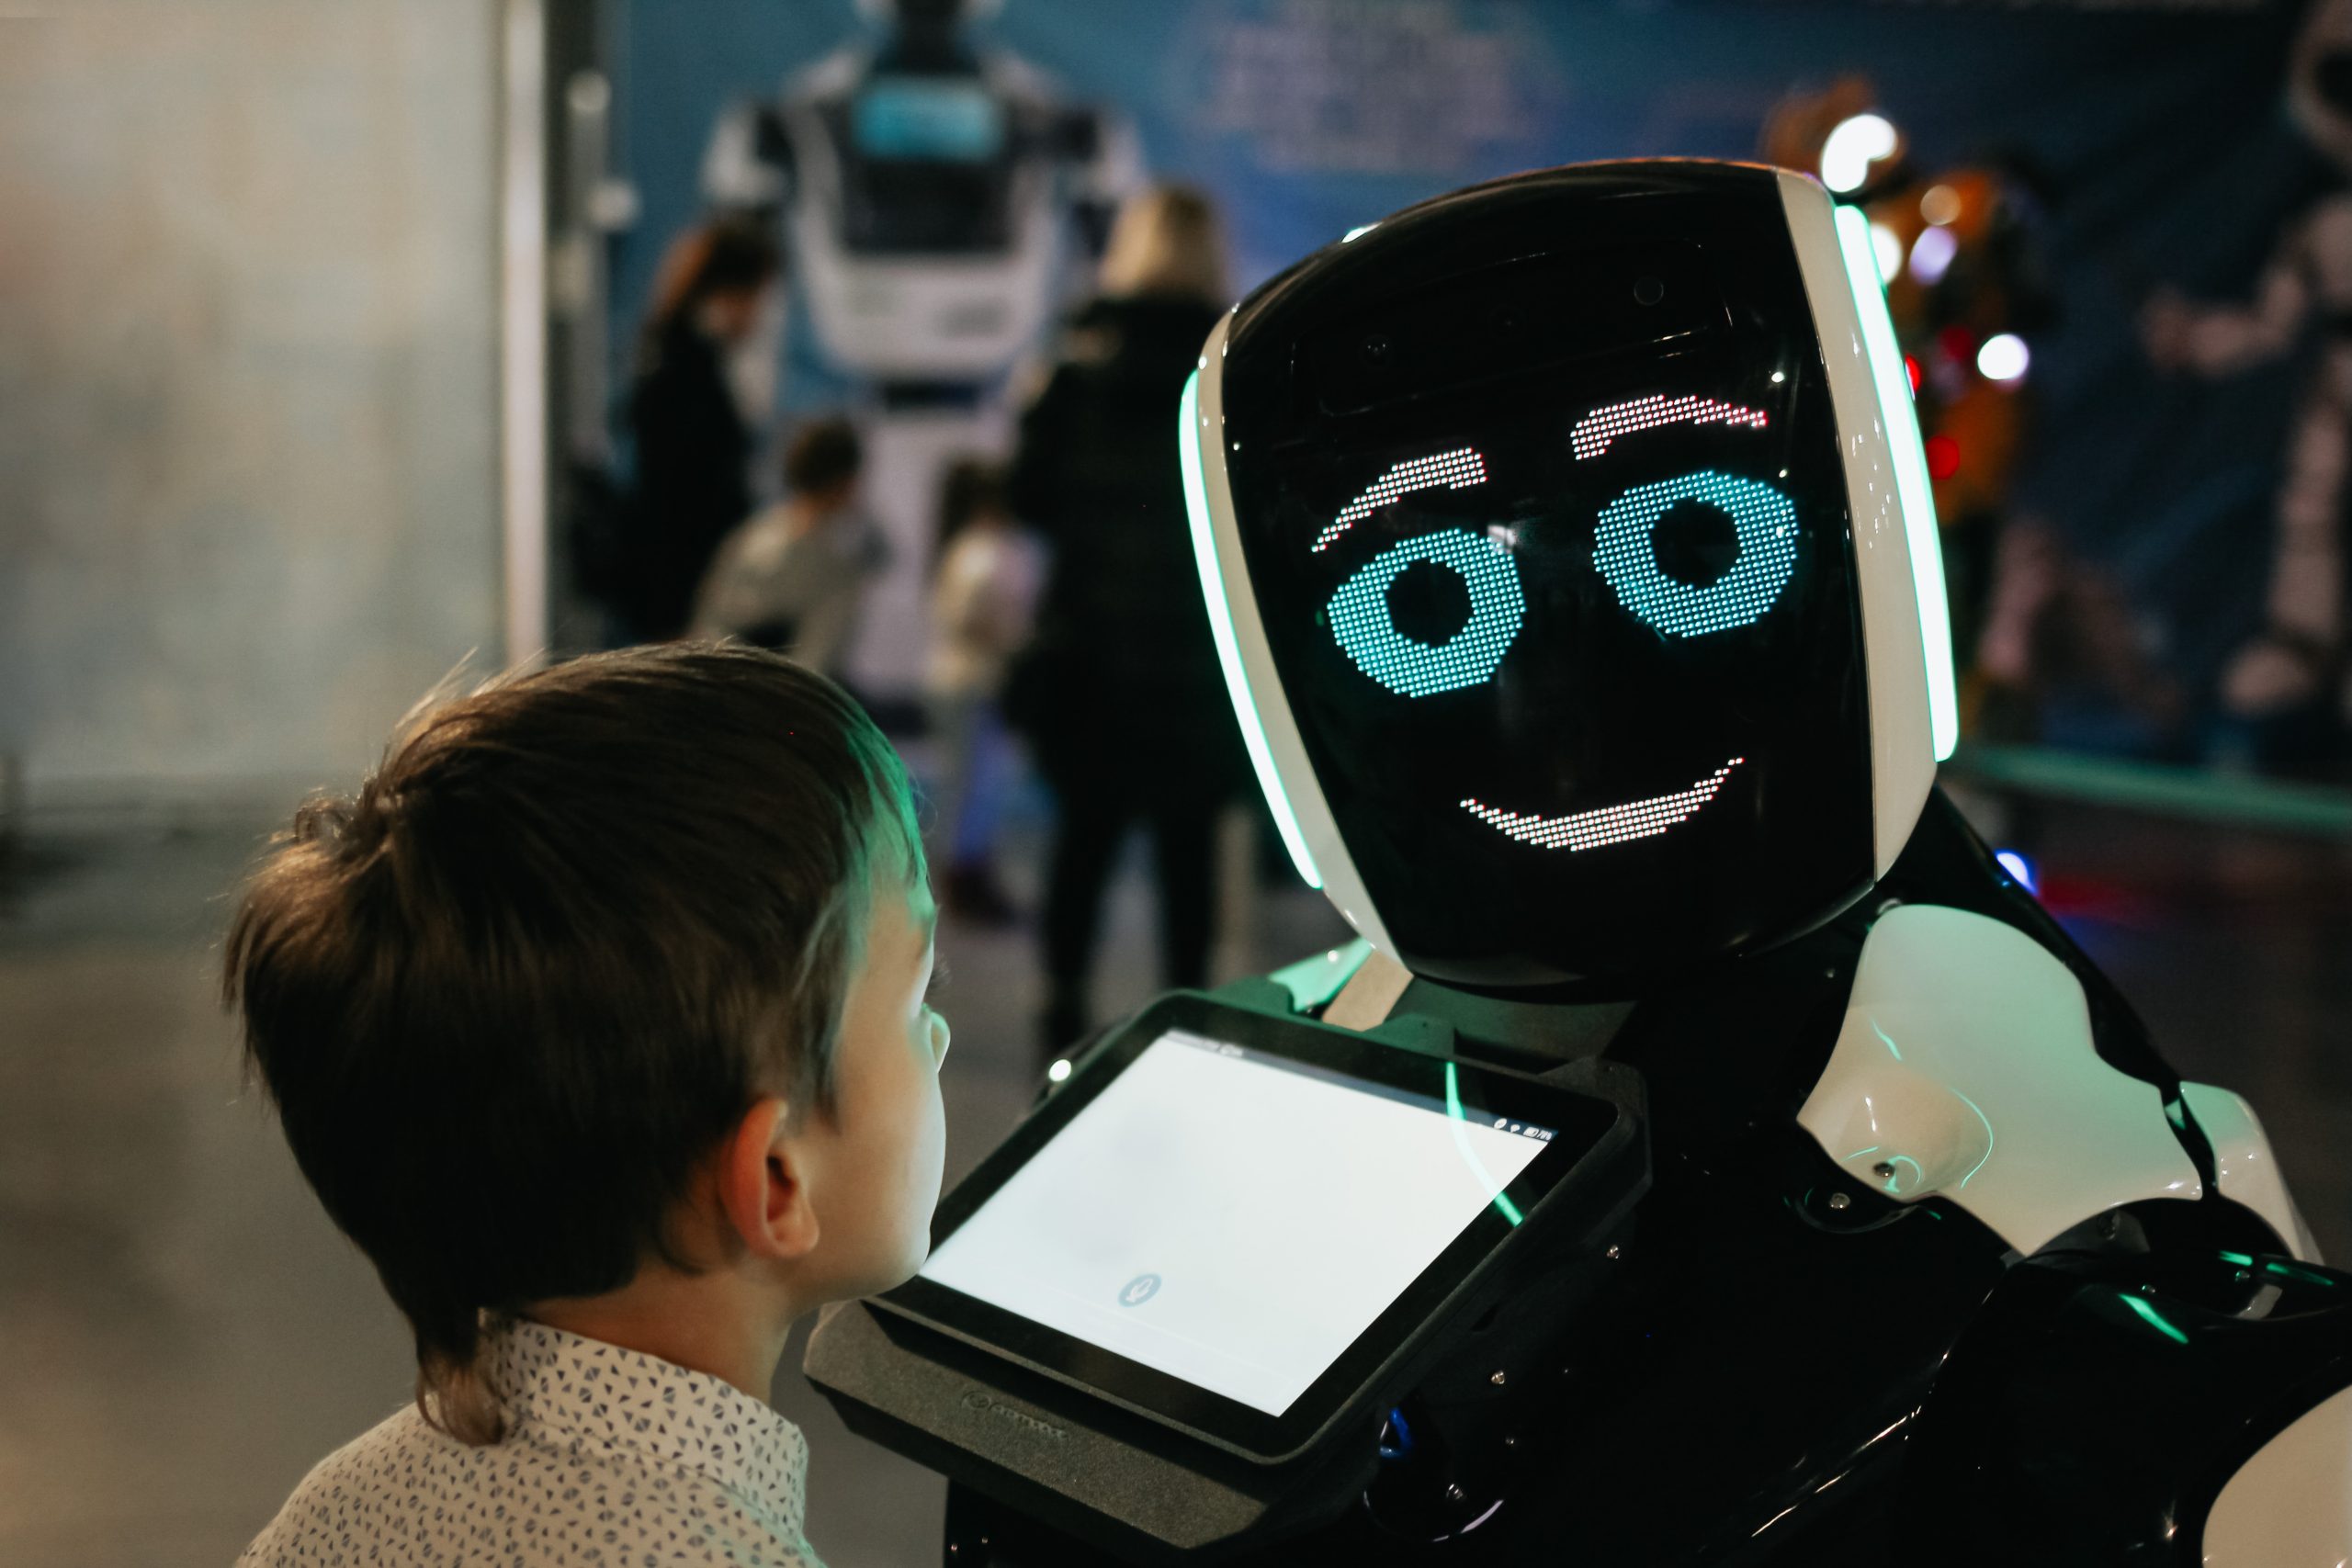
[1462,758,1744,852]
[1312,447,1487,553]
[1834,205,1959,761]
[1181,371,1324,888]
[1569,394,1769,463]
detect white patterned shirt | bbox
[240,1320,821,1566]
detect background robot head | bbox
[1183,162,1956,990]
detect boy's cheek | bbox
[904,1081,948,1260]
[861,1074,944,1290]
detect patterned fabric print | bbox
[239,1320,821,1567]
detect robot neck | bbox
[876,25,978,75]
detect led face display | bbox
[1216,165,1877,985]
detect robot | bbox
[810,161,2352,1565]
[2145,0,2352,734]
[701,0,1142,695]
[702,0,1139,388]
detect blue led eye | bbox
[1591,469,1799,638]
[1326,528,1525,698]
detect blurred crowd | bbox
[581,186,1248,1059]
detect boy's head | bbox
[784,416,864,511]
[225,645,944,1438]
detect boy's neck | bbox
[526,1267,797,1403]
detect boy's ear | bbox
[718,1097,820,1261]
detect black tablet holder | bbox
[804,990,1650,1563]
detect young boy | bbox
[228,644,948,1567]
[692,417,889,682]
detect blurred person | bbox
[922,458,1044,928]
[621,217,783,640]
[227,646,948,1568]
[1005,185,1250,1055]
[1973,518,2186,752]
[694,416,888,683]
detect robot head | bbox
[1183,163,1956,990]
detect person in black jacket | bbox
[1007,186,1250,1056]
[622,218,782,641]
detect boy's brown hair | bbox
[224,645,922,1442]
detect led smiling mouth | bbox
[1461,758,1745,852]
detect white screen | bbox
[919,1031,1551,1416]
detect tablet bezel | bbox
[876,991,1624,1463]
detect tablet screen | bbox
[918,1028,1554,1416]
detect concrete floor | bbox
[2,789,2346,1567]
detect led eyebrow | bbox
[1570,394,1769,462]
[1312,448,1487,553]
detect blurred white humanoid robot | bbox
[705,0,1139,385]
[2145,0,2352,728]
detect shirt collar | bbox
[491,1319,808,1532]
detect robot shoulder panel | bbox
[1797,901,2200,1255]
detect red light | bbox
[1937,325,1975,363]
[1904,355,1921,393]
[1925,434,1962,480]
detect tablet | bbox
[880,992,1630,1462]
